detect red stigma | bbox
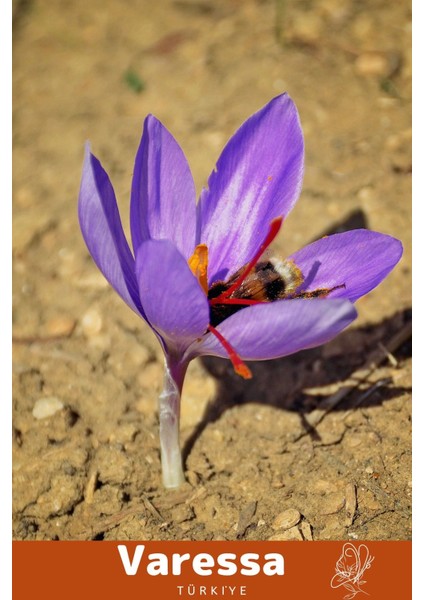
[209,216,284,306]
[206,217,283,379]
[207,324,252,379]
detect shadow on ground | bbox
[184,306,411,463]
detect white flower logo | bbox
[331,543,374,599]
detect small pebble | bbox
[271,479,284,489]
[171,504,194,524]
[45,316,75,337]
[315,424,345,446]
[345,483,357,525]
[357,186,375,203]
[271,508,301,531]
[355,51,399,78]
[81,308,103,336]
[299,521,313,541]
[319,493,346,515]
[313,479,338,494]
[33,397,64,420]
[84,470,98,505]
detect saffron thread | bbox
[207,324,252,379]
[210,216,284,305]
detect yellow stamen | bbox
[188,244,209,294]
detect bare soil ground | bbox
[13,0,411,541]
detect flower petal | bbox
[136,239,210,355]
[289,230,403,302]
[130,115,197,260]
[78,145,144,316]
[197,93,304,282]
[187,298,357,361]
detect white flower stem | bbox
[159,357,187,489]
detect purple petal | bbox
[130,115,197,260]
[289,230,403,302]
[136,240,210,355]
[187,298,357,361]
[78,145,143,316]
[197,93,304,283]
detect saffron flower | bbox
[79,94,402,488]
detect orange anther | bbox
[188,244,209,294]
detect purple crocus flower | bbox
[78,94,402,488]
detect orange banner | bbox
[13,540,411,599]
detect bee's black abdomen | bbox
[207,281,229,300]
[262,276,286,300]
[207,261,290,326]
[207,281,244,326]
[209,303,244,327]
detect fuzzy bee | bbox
[208,258,344,327]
